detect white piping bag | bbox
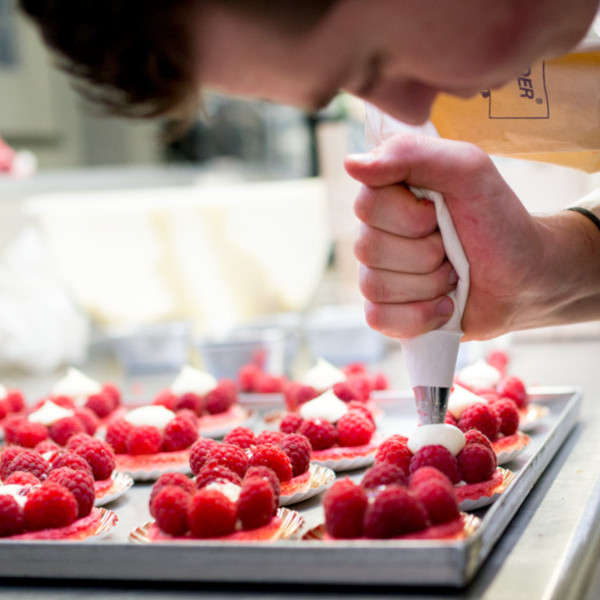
[364,103,470,424]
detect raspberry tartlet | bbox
[152,365,252,438]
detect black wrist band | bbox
[566,206,600,234]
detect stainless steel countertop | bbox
[1,337,600,599]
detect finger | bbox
[364,296,455,339]
[354,183,438,238]
[354,224,445,273]
[358,261,458,304]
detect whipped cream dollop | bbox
[124,405,175,431]
[28,400,75,426]
[447,384,487,420]
[457,359,501,390]
[205,481,242,503]
[408,423,466,456]
[0,484,31,507]
[170,365,217,397]
[299,388,349,423]
[0,383,7,400]
[302,357,346,392]
[51,367,102,406]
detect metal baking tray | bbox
[0,387,581,587]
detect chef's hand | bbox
[345,134,600,340]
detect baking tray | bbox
[0,387,581,587]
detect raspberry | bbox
[15,421,49,449]
[0,399,9,420]
[65,433,95,451]
[175,392,203,415]
[409,445,461,484]
[205,385,234,415]
[445,411,458,426]
[24,483,78,531]
[364,485,429,538]
[207,444,249,478]
[163,416,198,452]
[361,463,408,490]
[6,450,50,481]
[101,383,121,409]
[487,350,509,375]
[497,375,528,408]
[105,419,134,454]
[284,382,317,412]
[175,409,198,428]
[464,429,495,452]
[48,416,85,446]
[51,451,94,478]
[153,389,177,411]
[375,438,412,475]
[332,381,360,403]
[150,473,196,516]
[412,479,460,524]
[255,430,285,446]
[50,396,76,410]
[343,363,367,376]
[346,374,371,402]
[84,393,113,419]
[73,439,116,481]
[195,464,242,489]
[5,390,25,413]
[223,427,256,449]
[4,471,41,486]
[279,413,303,434]
[279,433,311,477]
[254,372,286,394]
[323,478,367,539]
[0,494,24,537]
[244,466,280,503]
[238,363,261,392]
[250,443,293,481]
[458,403,501,441]
[187,488,237,538]
[153,485,192,536]
[298,418,337,450]
[189,438,218,475]
[73,408,100,436]
[346,402,376,425]
[0,446,26,479]
[490,398,520,436]
[127,425,163,455]
[237,476,276,530]
[46,467,95,518]
[457,443,497,483]
[477,389,501,402]
[3,416,28,445]
[34,440,60,455]
[336,411,375,447]
[408,466,455,490]
[372,372,389,391]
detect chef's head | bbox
[19,0,599,124]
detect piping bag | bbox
[364,103,470,424]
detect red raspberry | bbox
[126,425,163,455]
[364,485,429,538]
[23,483,78,531]
[73,408,99,436]
[464,429,495,453]
[48,416,85,446]
[205,385,234,415]
[372,372,389,391]
[298,418,337,450]
[175,409,198,428]
[15,421,49,449]
[189,438,217,475]
[323,478,367,539]
[50,396,76,410]
[279,413,304,434]
[238,363,261,392]
[408,466,455,490]
[34,440,60,455]
[5,389,25,413]
[153,389,177,411]
[237,476,276,530]
[332,381,360,403]
[346,402,375,426]
[284,382,317,412]
[153,485,192,536]
[6,450,50,481]
[279,433,311,477]
[490,398,520,436]
[458,403,501,441]
[187,488,237,538]
[477,389,501,402]
[73,439,116,481]
[457,443,497,483]
[343,363,367,376]
[346,374,371,402]
[487,350,509,375]
[409,445,461,484]
[250,443,293,481]
[254,372,286,394]
[3,416,28,445]
[46,467,95,518]
[206,444,249,478]
[101,383,121,409]
[336,411,375,447]
[0,446,26,479]
[195,464,242,489]
[65,432,94,451]
[0,399,9,420]
[105,418,134,454]
[150,472,196,516]
[445,411,458,426]
[223,427,256,449]
[175,392,204,415]
[163,417,198,452]
[4,471,41,486]
[244,466,281,504]
[412,478,460,524]
[375,438,412,475]
[51,451,94,477]
[84,392,113,419]
[0,495,24,537]
[497,375,528,408]
[361,463,408,490]
[255,430,285,446]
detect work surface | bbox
[2,337,600,599]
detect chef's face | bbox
[194,0,598,123]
